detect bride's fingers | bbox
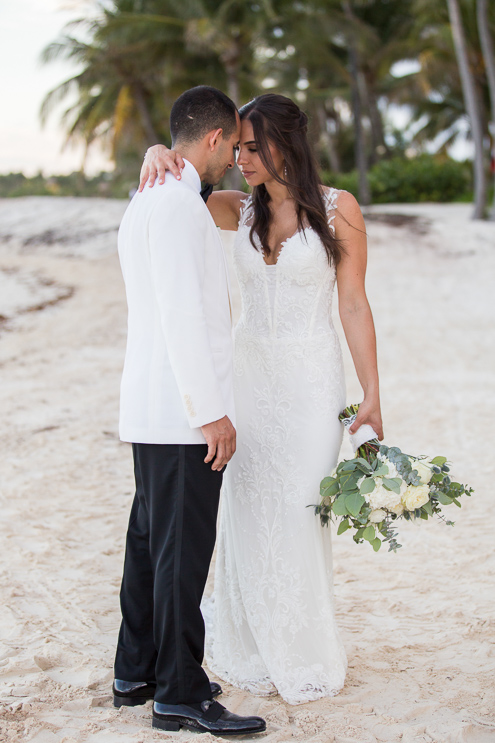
[147,168,157,188]
[138,163,150,192]
[348,415,365,435]
[160,156,182,181]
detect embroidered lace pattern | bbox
[206,188,348,704]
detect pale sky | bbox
[0,1,472,177]
[0,0,112,175]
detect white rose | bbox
[367,479,403,511]
[412,460,433,485]
[389,502,404,516]
[401,483,430,511]
[369,509,386,523]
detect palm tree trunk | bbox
[363,72,389,163]
[221,39,243,190]
[477,0,495,219]
[447,0,487,219]
[132,83,159,146]
[316,103,341,173]
[343,0,371,205]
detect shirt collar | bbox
[181,158,201,193]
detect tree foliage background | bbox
[37,0,495,213]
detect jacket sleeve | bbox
[148,187,228,429]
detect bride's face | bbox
[236,119,284,187]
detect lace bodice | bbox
[234,189,339,341]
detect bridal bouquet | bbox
[314,404,473,552]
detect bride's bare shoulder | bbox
[208,190,247,231]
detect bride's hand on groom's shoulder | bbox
[139,145,185,191]
[349,397,384,441]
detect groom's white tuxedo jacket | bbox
[118,159,235,444]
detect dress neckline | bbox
[262,229,305,267]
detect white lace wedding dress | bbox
[206,189,347,705]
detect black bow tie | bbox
[200,183,213,203]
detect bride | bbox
[140,93,383,704]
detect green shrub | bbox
[321,155,471,203]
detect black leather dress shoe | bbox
[152,699,266,735]
[113,680,222,707]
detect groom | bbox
[113,86,265,736]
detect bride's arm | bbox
[334,191,384,440]
[139,145,244,231]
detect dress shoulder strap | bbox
[323,187,339,211]
[238,194,253,228]
[323,187,339,235]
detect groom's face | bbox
[204,112,241,185]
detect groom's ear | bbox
[207,128,223,152]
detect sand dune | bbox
[0,196,494,743]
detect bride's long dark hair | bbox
[238,94,344,265]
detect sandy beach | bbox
[0,195,494,743]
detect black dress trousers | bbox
[114,443,223,705]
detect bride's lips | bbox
[242,171,255,178]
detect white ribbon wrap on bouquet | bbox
[342,413,379,453]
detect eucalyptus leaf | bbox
[431,456,447,466]
[372,537,382,552]
[354,457,372,470]
[359,478,376,495]
[341,477,359,493]
[422,500,433,517]
[320,476,336,490]
[345,491,366,517]
[363,525,376,542]
[340,460,358,472]
[374,464,389,477]
[337,519,350,535]
[382,478,402,494]
[321,480,340,498]
[436,492,453,506]
[332,496,349,516]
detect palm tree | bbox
[446,0,487,218]
[477,0,495,217]
[40,1,226,176]
[342,0,371,204]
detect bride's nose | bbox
[236,148,248,165]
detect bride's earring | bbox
[284,165,288,179]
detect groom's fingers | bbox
[211,442,226,470]
[204,440,216,464]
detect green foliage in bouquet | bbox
[314,404,473,552]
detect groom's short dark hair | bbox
[170,86,237,146]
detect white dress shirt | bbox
[118,159,235,444]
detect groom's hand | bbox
[201,416,236,471]
[139,145,185,191]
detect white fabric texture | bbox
[207,189,348,704]
[118,159,235,444]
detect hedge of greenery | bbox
[321,155,471,203]
[0,155,473,203]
